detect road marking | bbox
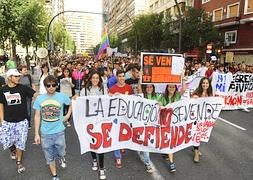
[137,153,165,180]
[218,117,246,131]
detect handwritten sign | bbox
[72,95,224,154]
[141,52,182,84]
[171,56,185,75]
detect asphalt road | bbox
[0,109,252,180]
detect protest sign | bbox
[171,56,185,75]
[141,52,182,84]
[73,95,223,154]
[212,73,253,110]
[212,72,233,94]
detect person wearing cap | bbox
[0,69,36,174]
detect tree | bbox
[52,22,67,51]
[109,34,121,48]
[17,0,49,56]
[0,0,23,57]
[163,7,223,53]
[128,13,164,52]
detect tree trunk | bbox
[11,38,17,62]
[25,46,30,70]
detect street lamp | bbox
[174,0,182,53]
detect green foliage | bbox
[109,34,121,48]
[128,8,222,53]
[0,0,49,55]
[17,0,49,49]
[163,7,223,52]
[128,13,164,52]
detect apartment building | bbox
[103,0,147,39]
[194,0,253,64]
[65,14,100,54]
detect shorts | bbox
[41,131,66,164]
[0,120,28,150]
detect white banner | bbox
[73,95,223,154]
[212,73,253,110]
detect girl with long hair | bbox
[191,77,213,163]
[80,70,106,180]
[162,76,186,173]
[39,63,49,94]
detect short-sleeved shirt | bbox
[0,84,35,122]
[162,92,181,106]
[33,92,71,135]
[109,83,134,95]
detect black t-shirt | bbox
[0,84,35,122]
[125,78,139,94]
[0,76,5,87]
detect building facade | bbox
[194,0,253,64]
[148,0,193,17]
[103,0,148,39]
[65,13,100,54]
[45,0,65,22]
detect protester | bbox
[39,63,50,94]
[0,69,36,173]
[80,71,107,180]
[57,68,75,127]
[18,65,36,129]
[33,75,72,180]
[141,84,163,173]
[72,62,86,95]
[109,70,133,168]
[161,74,186,172]
[191,77,213,163]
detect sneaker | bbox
[92,160,98,171]
[66,121,71,127]
[10,150,16,160]
[115,158,122,169]
[16,161,25,173]
[169,162,176,173]
[145,164,153,173]
[242,108,250,112]
[99,168,106,180]
[59,157,67,168]
[52,176,60,180]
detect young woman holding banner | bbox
[161,74,186,173]
[191,77,213,163]
[80,70,107,180]
[141,84,163,173]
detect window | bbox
[227,3,239,18]
[213,8,223,21]
[155,1,159,8]
[202,0,210,4]
[225,31,237,44]
[150,5,153,11]
[244,0,253,14]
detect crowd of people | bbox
[0,54,251,180]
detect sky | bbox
[64,0,102,12]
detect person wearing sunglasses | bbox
[33,75,72,180]
[0,69,36,174]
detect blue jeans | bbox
[114,150,121,159]
[41,131,66,164]
[143,152,150,165]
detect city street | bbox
[0,110,252,180]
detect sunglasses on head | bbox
[45,84,57,88]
